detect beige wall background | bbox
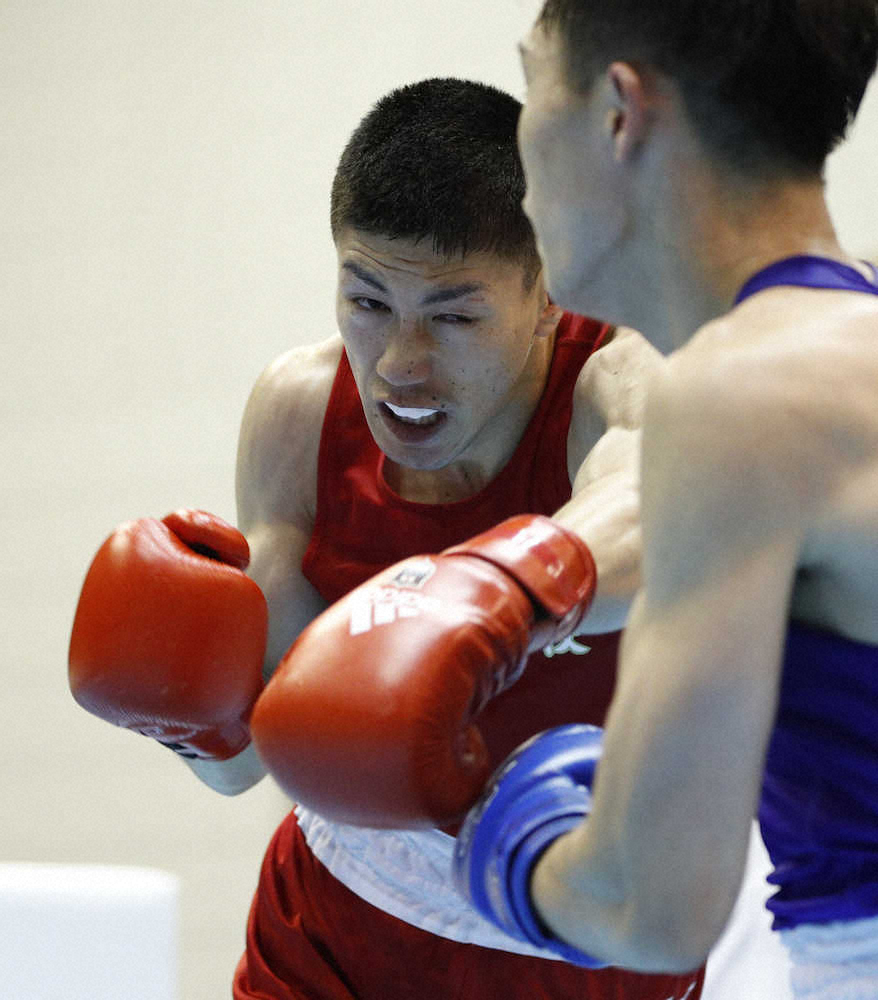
[2,2,876,998]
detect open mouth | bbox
[383,402,443,426]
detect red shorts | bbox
[233,812,705,1000]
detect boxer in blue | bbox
[454,3,878,997]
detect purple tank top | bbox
[734,254,878,303]
[736,255,878,930]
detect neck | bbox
[644,169,853,351]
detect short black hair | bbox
[538,0,878,177]
[331,78,541,286]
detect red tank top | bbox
[302,312,622,771]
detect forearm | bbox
[553,440,642,634]
[529,822,646,968]
[178,525,326,797]
[555,511,639,634]
[526,688,699,972]
[529,786,711,973]
[531,596,767,971]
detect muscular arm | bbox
[530,347,809,970]
[185,339,339,794]
[554,327,660,633]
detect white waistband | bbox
[294,805,562,959]
[781,915,878,1000]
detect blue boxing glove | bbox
[453,724,607,968]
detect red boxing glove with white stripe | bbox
[251,515,596,828]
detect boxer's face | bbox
[335,229,559,477]
[517,23,626,319]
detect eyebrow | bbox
[341,260,488,306]
[342,261,388,292]
[422,283,487,306]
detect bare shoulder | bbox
[665,292,878,484]
[643,296,878,626]
[568,326,663,472]
[575,325,664,428]
[645,315,819,518]
[236,335,344,533]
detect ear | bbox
[535,299,565,339]
[606,62,652,163]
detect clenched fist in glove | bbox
[453,724,605,967]
[250,514,596,828]
[69,509,268,760]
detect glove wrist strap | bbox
[444,515,596,644]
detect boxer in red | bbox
[69,78,786,998]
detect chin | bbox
[546,257,622,326]
[368,429,442,470]
[543,266,588,317]
[382,444,450,472]
[537,242,581,310]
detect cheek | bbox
[518,107,547,202]
[521,99,564,175]
[521,121,574,243]
[338,311,382,364]
[451,326,531,397]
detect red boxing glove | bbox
[251,515,595,828]
[68,509,268,760]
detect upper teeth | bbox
[386,403,440,421]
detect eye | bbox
[434,313,475,326]
[352,296,390,313]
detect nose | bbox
[375,317,434,387]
